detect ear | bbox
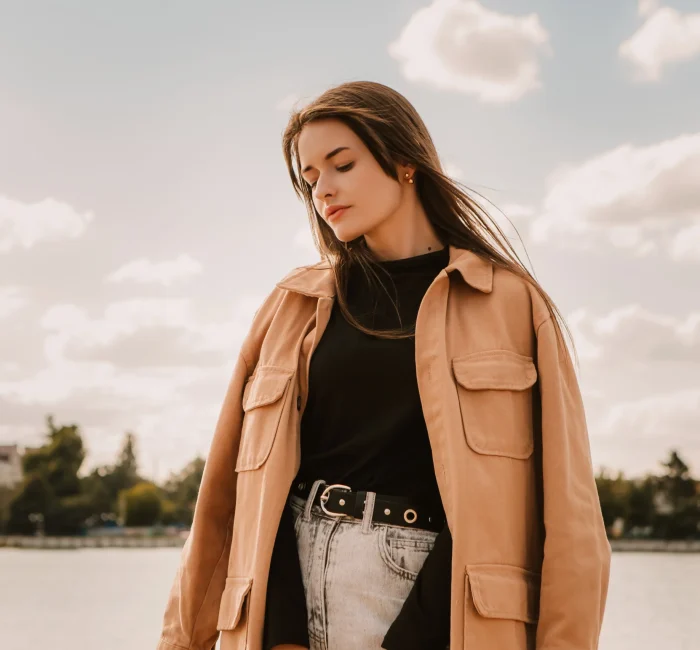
[397,162,416,179]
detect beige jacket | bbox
[157,244,611,650]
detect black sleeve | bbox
[381,523,453,650]
[262,500,311,650]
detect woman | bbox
[156,81,611,650]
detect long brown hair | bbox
[281,80,577,367]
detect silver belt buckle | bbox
[319,483,352,517]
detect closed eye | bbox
[309,162,354,189]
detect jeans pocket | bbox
[377,524,438,580]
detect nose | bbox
[313,175,335,203]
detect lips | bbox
[325,204,349,219]
[328,207,348,221]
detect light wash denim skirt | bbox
[288,478,442,650]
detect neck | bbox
[363,196,444,262]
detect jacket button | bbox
[297,395,302,410]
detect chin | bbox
[332,225,367,244]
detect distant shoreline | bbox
[609,539,700,553]
[0,535,186,549]
[1,535,700,552]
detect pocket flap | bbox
[216,576,253,631]
[453,350,537,391]
[242,367,293,411]
[466,564,540,623]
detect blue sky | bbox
[1,0,698,481]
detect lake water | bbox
[1,549,699,650]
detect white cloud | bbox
[670,220,700,261]
[388,0,551,104]
[40,297,259,366]
[41,299,194,362]
[571,306,700,407]
[569,303,700,474]
[565,304,700,397]
[0,286,27,320]
[0,360,210,406]
[0,292,266,411]
[564,309,603,364]
[638,0,661,18]
[620,3,700,82]
[0,194,93,253]
[0,362,21,374]
[590,386,700,477]
[530,132,700,257]
[105,254,202,287]
[574,305,700,364]
[598,388,700,441]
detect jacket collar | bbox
[275,244,493,298]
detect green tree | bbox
[112,432,139,488]
[161,457,205,526]
[44,416,85,498]
[120,481,163,526]
[7,473,53,535]
[80,467,114,518]
[595,468,630,532]
[96,432,142,513]
[7,416,88,535]
[626,476,656,532]
[159,498,178,526]
[0,485,18,534]
[655,450,699,539]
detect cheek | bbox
[354,168,399,208]
[368,176,402,216]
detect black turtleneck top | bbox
[262,245,453,650]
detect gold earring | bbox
[404,172,414,184]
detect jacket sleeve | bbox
[157,348,250,650]
[156,285,287,650]
[534,315,612,650]
[381,523,452,650]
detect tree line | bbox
[597,449,699,540]
[0,416,204,535]
[0,415,699,539]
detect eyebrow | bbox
[301,146,350,175]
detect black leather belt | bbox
[290,480,446,533]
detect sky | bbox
[0,0,698,483]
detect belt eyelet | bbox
[404,508,418,524]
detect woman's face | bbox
[297,118,408,244]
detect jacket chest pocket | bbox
[235,366,294,472]
[452,349,538,459]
